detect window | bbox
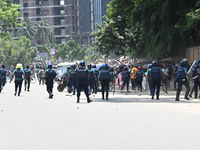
[61,29,65,35]
[36,8,41,15]
[60,10,65,15]
[61,38,65,44]
[24,13,28,17]
[23,3,28,7]
[61,19,65,25]
[60,0,64,5]
[36,18,41,21]
[43,0,48,1]
[14,0,20,4]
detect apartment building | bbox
[12,0,80,45]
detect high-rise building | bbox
[12,0,80,45]
[11,0,111,46]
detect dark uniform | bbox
[12,67,25,96]
[68,68,77,95]
[76,61,92,103]
[88,68,95,94]
[92,65,99,94]
[135,69,144,92]
[0,67,7,92]
[121,68,130,92]
[175,61,191,101]
[24,68,31,91]
[99,65,110,100]
[150,63,162,100]
[45,65,57,98]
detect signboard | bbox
[51,48,55,55]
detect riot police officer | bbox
[67,64,77,95]
[150,61,163,100]
[0,65,8,92]
[92,64,99,94]
[11,64,27,96]
[87,64,96,95]
[175,61,193,101]
[24,65,31,91]
[98,63,111,100]
[121,66,130,92]
[76,61,92,103]
[135,66,144,92]
[146,64,153,95]
[45,64,57,99]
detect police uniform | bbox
[45,67,57,98]
[92,67,99,94]
[99,68,110,100]
[24,68,31,91]
[121,70,130,91]
[88,68,96,94]
[135,70,144,92]
[76,66,91,103]
[12,68,25,96]
[193,68,200,98]
[150,66,162,100]
[68,68,77,95]
[0,67,7,92]
[175,66,190,101]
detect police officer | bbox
[87,64,96,94]
[98,63,111,100]
[92,64,99,94]
[175,61,193,101]
[24,65,31,91]
[11,64,27,96]
[67,64,77,95]
[146,64,153,95]
[0,65,8,92]
[150,61,163,100]
[192,63,200,99]
[45,64,57,99]
[121,66,130,92]
[76,61,92,103]
[135,66,144,92]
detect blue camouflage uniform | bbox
[88,68,95,94]
[45,68,57,98]
[135,70,144,92]
[121,70,130,91]
[0,68,7,92]
[99,68,110,100]
[13,68,25,96]
[68,69,77,94]
[150,66,162,99]
[175,66,190,100]
[24,68,31,91]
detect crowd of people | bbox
[1,58,200,103]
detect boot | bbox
[87,97,92,103]
[76,97,80,103]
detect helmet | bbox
[87,64,91,68]
[71,64,76,69]
[149,64,152,68]
[92,64,96,68]
[124,66,128,70]
[138,66,142,70]
[67,66,71,70]
[180,61,184,66]
[152,61,157,67]
[102,63,108,69]
[48,64,52,68]
[79,60,85,66]
[16,64,21,69]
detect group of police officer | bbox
[2,58,200,102]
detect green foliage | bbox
[93,0,200,60]
[0,0,21,40]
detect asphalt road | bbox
[1,80,200,150]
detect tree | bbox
[0,0,21,40]
[34,19,51,41]
[17,17,35,39]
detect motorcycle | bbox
[56,77,72,93]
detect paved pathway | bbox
[0,81,200,150]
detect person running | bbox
[24,65,32,91]
[11,64,27,96]
[0,65,8,93]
